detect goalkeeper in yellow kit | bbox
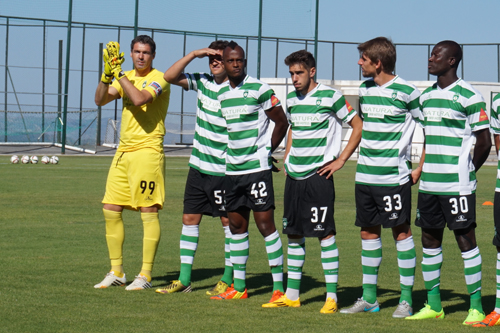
[93,35,170,290]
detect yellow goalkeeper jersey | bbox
[111,68,170,152]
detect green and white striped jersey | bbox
[185,73,228,176]
[355,76,421,186]
[217,75,281,175]
[285,83,356,180]
[490,93,500,192]
[419,79,489,195]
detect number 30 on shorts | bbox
[140,180,155,194]
[449,197,468,214]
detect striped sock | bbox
[362,238,382,304]
[221,226,233,285]
[396,236,416,306]
[286,238,305,301]
[264,230,284,292]
[231,232,249,292]
[462,247,483,312]
[422,247,443,312]
[178,225,199,286]
[321,236,339,302]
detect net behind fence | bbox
[0,109,98,151]
[103,112,196,148]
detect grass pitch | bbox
[0,156,498,332]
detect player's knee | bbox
[455,226,477,252]
[256,221,276,237]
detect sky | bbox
[1,0,500,143]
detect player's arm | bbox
[281,128,293,176]
[317,114,362,179]
[265,105,289,153]
[411,136,425,185]
[472,128,492,172]
[495,134,500,154]
[117,77,155,106]
[95,81,120,106]
[164,48,222,89]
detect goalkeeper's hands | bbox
[106,42,126,80]
[101,47,113,84]
[102,42,125,82]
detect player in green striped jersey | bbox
[262,50,361,313]
[155,41,233,296]
[341,37,420,318]
[210,41,289,302]
[473,93,500,327]
[408,40,491,325]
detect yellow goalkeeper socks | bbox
[103,209,125,268]
[141,212,161,275]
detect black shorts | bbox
[224,170,275,212]
[415,192,476,230]
[283,173,335,238]
[183,167,227,217]
[493,192,500,246]
[355,182,411,229]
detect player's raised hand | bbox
[193,48,223,58]
[108,54,125,81]
[101,48,114,83]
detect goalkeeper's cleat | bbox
[262,294,300,308]
[320,297,338,314]
[210,286,248,300]
[392,301,413,318]
[463,308,486,325]
[206,281,229,296]
[405,303,444,320]
[125,275,152,291]
[473,311,500,327]
[268,290,284,303]
[155,280,192,294]
[94,271,126,289]
[340,298,380,314]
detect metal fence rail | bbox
[2,15,500,148]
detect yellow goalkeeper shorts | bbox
[102,148,165,210]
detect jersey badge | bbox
[479,108,488,121]
[142,81,147,88]
[316,98,322,107]
[346,100,354,112]
[243,90,249,99]
[149,81,163,97]
[391,91,397,101]
[453,94,459,103]
[271,94,280,107]
[282,218,288,229]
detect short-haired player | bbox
[155,40,233,296]
[340,37,422,318]
[262,50,362,313]
[94,35,170,290]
